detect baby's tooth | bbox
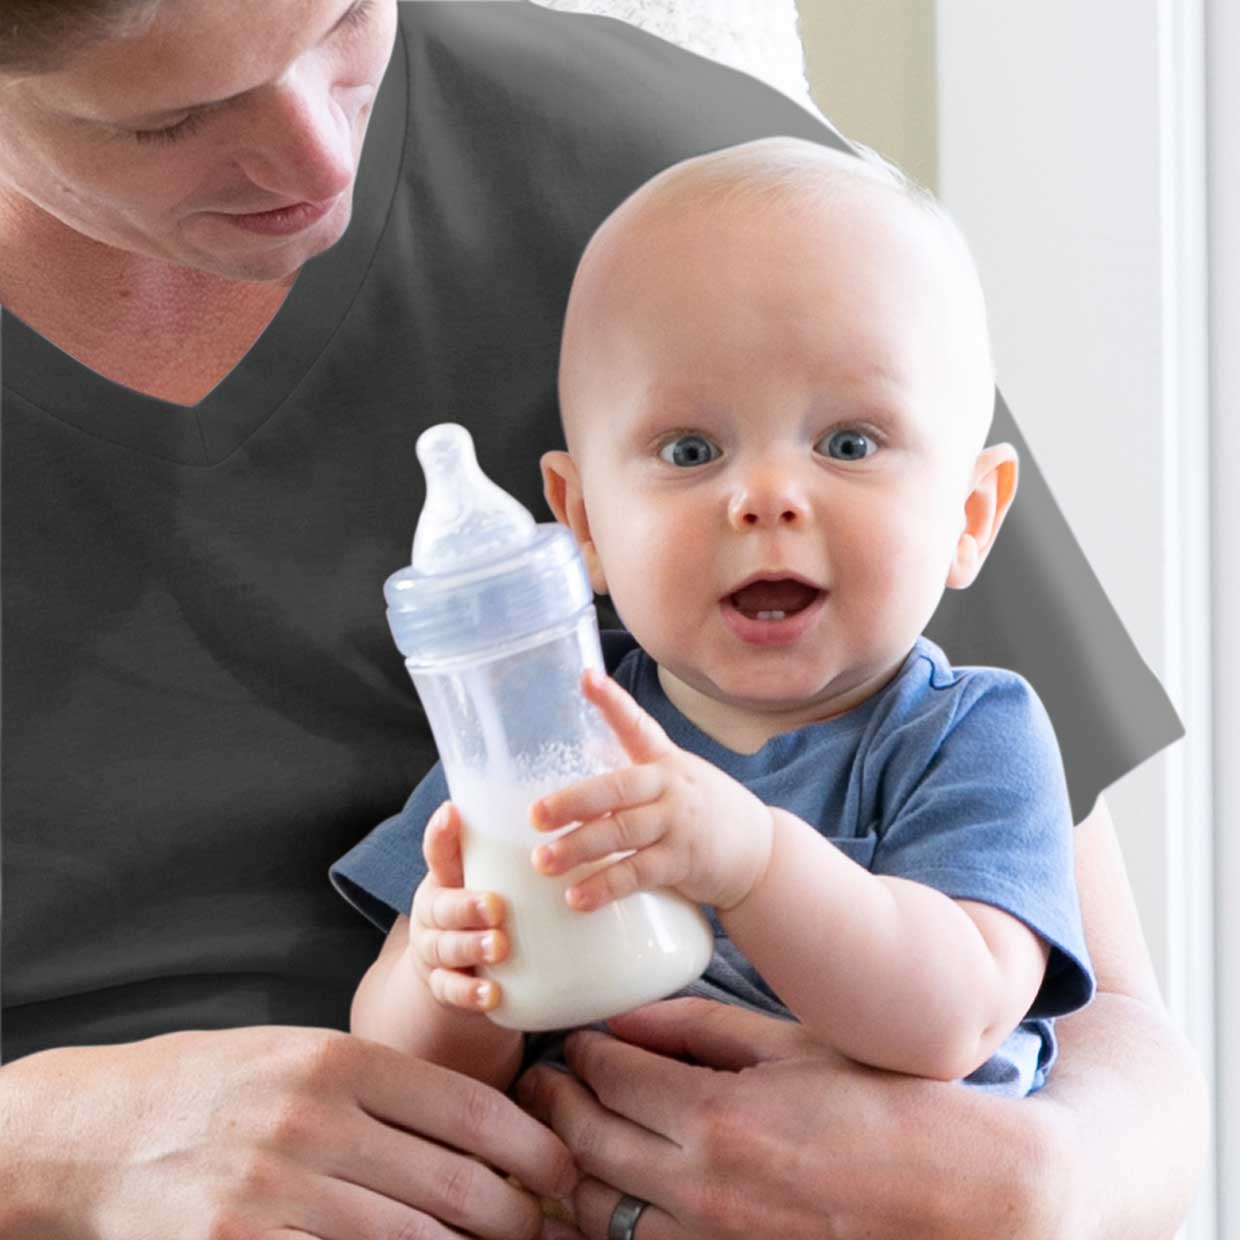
[755,610,787,621]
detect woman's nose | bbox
[727,469,814,531]
[234,64,357,203]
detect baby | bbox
[333,137,1094,1099]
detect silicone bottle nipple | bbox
[411,423,537,573]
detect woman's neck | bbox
[0,190,296,405]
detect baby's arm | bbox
[350,802,524,1092]
[719,810,1050,1080]
[532,671,1049,1082]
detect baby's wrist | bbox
[716,801,779,913]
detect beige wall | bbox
[799,1,938,192]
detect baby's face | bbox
[559,186,1000,726]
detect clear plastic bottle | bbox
[385,424,713,1031]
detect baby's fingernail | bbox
[481,932,499,962]
[475,894,497,923]
[532,845,555,872]
[476,980,497,1008]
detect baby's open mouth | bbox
[727,578,823,621]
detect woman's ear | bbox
[540,450,609,594]
[946,443,1019,589]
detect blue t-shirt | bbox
[332,633,1095,1096]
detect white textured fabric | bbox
[530,0,823,119]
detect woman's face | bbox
[0,0,398,282]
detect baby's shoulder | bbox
[877,637,1054,745]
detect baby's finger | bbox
[429,967,502,1012]
[530,764,664,833]
[581,669,675,763]
[531,804,664,877]
[563,847,682,913]
[416,926,510,972]
[423,801,465,888]
[413,882,506,931]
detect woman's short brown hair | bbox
[0,0,162,76]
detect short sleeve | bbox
[870,671,1095,1019]
[330,764,448,933]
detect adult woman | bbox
[0,2,1205,1236]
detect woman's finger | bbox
[556,1028,718,1139]
[603,997,815,1071]
[531,803,665,878]
[572,1178,681,1240]
[349,1047,579,1205]
[413,883,506,931]
[330,1094,555,1240]
[514,1062,680,1205]
[530,763,664,833]
[580,669,675,764]
[297,1171,474,1240]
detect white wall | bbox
[936,2,1214,1236]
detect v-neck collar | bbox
[1,18,409,469]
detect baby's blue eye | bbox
[818,429,877,461]
[658,434,721,468]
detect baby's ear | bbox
[540,450,609,594]
[946,444,1019,589]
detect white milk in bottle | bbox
[384,424,713,1031]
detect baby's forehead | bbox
[623,145,969,279]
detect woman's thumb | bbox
[604,997,805,1070]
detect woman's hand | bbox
[516,797,1209,1240]
[0,1024,577,1240]
[517,997,1068,1240]
[529,671,773,912]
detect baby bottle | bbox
[385,423,714,1031]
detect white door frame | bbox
[1206,0,1237,1234]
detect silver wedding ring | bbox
[608,1192,650,1240]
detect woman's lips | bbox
[720,586,827,647]
[219,195,340,235]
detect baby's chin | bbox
[657,659,848,729]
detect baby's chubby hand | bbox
[529,670,775,913]
[409,801,510,1014]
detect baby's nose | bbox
[727,475,813,530]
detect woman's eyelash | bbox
[132,111,209,146]
[130,0,376,146]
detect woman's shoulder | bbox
[397,1,837,181]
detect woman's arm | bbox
[517,793,1208,1239]
[1023,793,1208,1237]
